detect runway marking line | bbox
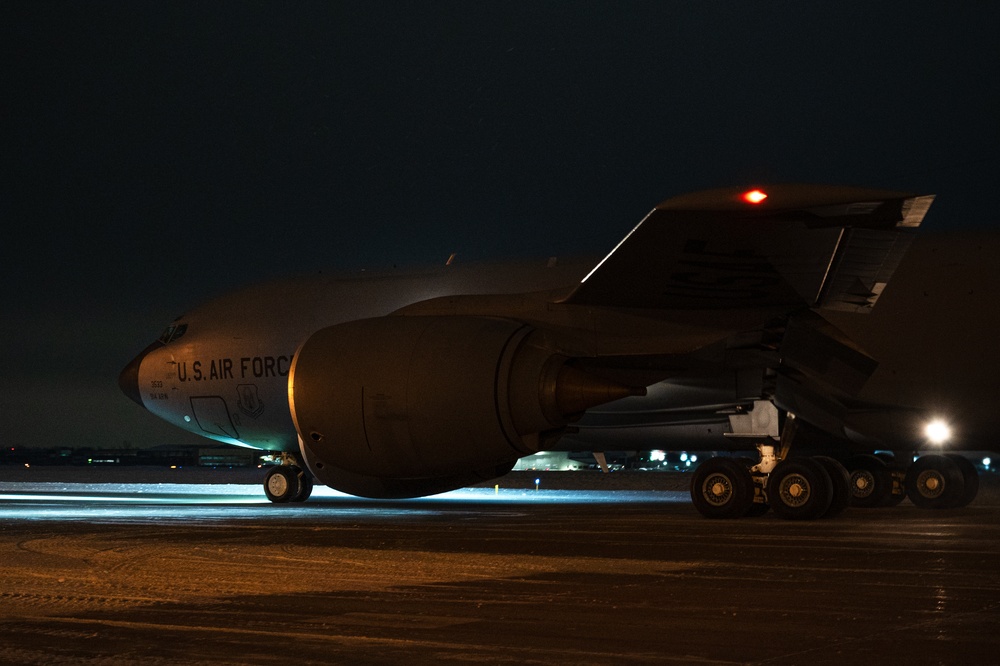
[7,615,711,663]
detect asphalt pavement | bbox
[0,470,998,664]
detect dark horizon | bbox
[2,2,998,450]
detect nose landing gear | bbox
[263,453,314,503]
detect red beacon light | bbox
[742,189,768,204]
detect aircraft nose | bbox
[119,341,162,408]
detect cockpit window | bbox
[158,324,188,344]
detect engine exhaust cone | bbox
[554,365,647,417]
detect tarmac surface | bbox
[0,467,999,665]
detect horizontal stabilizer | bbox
[563,184,932,313]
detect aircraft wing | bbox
[564,184,933,314]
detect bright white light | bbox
[690,455,698,463]
[679,452,688,462]
[650,450,666,462]
[924,419,952,445]
[984,457,992,468]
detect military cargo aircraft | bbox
[120,184,998,519]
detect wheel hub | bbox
[917,470,945,498]
[779,474,811,507]
[267,474,290,497]
[849,469,877,499]
[702,474,733,506]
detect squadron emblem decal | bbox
[237,384,264,418]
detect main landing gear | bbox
[264,452,314,503]
[689,403,981,519]
[691,448,852,520]
[845,452,978,510]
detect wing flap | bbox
[815,225,919,312]
[563,185,932,313]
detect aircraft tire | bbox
[905,455,965,509]
[264,465,299,503]
[769,458,834,520]
[291,467,314,502]
[945,454,979,508]
[690,457,754,519]
[813,456,851,518]
[845,454,892,508]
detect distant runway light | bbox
[924,418,952,445]
[742,189,768,204]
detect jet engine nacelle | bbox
[289,315,641,498]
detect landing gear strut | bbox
[264,453,314,503]
[689,403,852,520]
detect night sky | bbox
[2,2,998,450]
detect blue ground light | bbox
[0,482,687,523]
